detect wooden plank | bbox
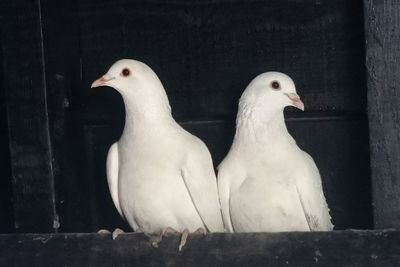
[82,115,372,232]
[80,0,366,122]
[0,231,399,267]
[0,33,14,233]
[364,0,400,228]
[1,1,57,232]
[39,0,96,233]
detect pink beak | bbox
[91,74,115,88]
[287,93,305,111]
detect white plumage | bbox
[217,72,333,232]
[91,59,224,242]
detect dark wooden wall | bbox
[1,0,372,233]
[1,0,58,233]
[364,0,400,229]
[0,34,14,233]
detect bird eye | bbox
[270,81,281,90]
[121,68,131,77]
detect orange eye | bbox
[271,81,280,90]
[121,68,131,77]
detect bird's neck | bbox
[120,93,177,139]
[234,108,295,149]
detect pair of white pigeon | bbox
[91,59,333,250]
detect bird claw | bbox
[97,229,111,235]
[192,227,207,236]
[178,229,189,251]
[151,239,160,248]
[149,234,162,248]
[162,226,180,237]
[96,228,125,240]
[149,227,179,248]
[148,227,206,251]
[112,228,125,240]
[178,228,207,251]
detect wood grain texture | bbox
[0,33,14,233]
[1,1,58,232]
[0,231,399,267]
[364,0,400,228]
[39,0,96,233]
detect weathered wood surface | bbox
[40,0,94,233]
[364,0,400,228]
[0,32,14,233]
[0,231,399,267]
[1,0,58,233]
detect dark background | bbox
[0,0,372,233]
[0,34,14,233]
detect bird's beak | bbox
[286,93,305,111]
[91,74,115,88]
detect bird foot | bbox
[192,227,207,236]
[178,227,207,251]
[149,227,206,251]
[178,229,190,251]
[112,228,125,240]
[97,229,111,234]
[97,228,125,240]
[149,227,179,248]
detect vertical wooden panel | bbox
[1,0,58,232]
[40,0,97,232]
[364,0,400,228]
[0,33,15,233]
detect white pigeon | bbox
[217,72,333,232]
[91,59,224,249]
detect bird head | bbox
[91,59,171,115]
[91,59,161,93]
[239,72,304,116]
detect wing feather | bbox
[295,152,333,231]
[181,139,224,232]
[216,166,235,232]
[106,143,124,218]
[107,143,140,231]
